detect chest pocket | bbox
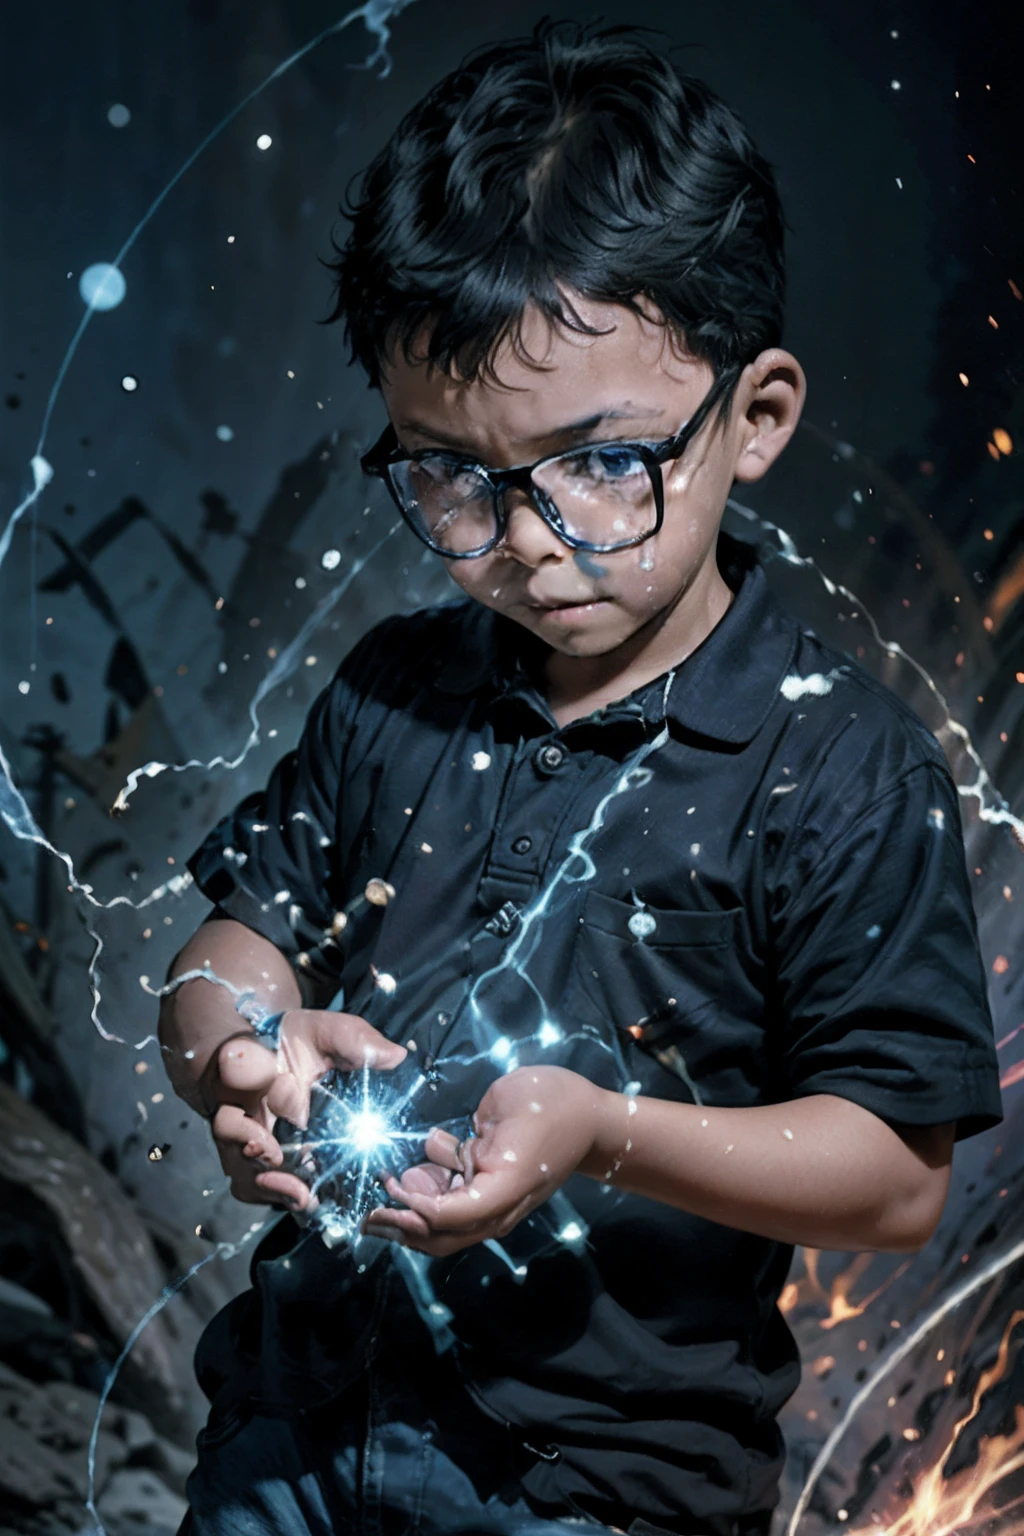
[566,890,737,1067]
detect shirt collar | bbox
[434,531,796,748]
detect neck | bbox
[543,556,734,728]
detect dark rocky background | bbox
[0,1,1021,1531]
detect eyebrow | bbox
[396,404,666,456]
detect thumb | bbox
[216,1032,279,1099]
[310,1011,407,1072]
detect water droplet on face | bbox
[638,549,655,572]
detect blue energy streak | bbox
[111,522,401,813]
[85,1222,271,1536]
[0,2,418,1046]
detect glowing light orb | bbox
[107,103,131,128]
[492,1036,512,1060]
[256,133,273,150]
[347,1107,391,1153]
[79,263,126,311]
[216,424,234,442]
[321,548,341,571]
[121,374,138,392]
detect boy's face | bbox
[380,296,804,663]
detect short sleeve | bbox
[771,761,1002,1140]
[186,642,370,962]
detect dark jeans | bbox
[185,1256,764,1536]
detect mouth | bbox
[525,586,614,611]
[525,595,611,622]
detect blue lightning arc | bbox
[1,6,1018,1531]
[0,3,418,1047]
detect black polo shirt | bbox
[188,531,1001,1534]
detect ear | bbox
[732,349,806,484]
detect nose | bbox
[497,487,566,568]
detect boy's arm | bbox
[160,916,406,1206]
[364,1066,953,1256]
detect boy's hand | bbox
[364,1065,615,1257]
[204,1009,406,1210]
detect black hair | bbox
[325,20,785,399]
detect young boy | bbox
[162,23,1001,1536]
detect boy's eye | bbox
[560,445,645,482]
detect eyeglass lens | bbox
[391,443,657,555]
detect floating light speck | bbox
[79,263,126,311]
[256,133,273,151]
[374,971,397,995]
[216,424,234,442]
[121,374,138,392]
[321,548,341,571]
[17,681,29,695]
[890,79,901,91]
[107,103,131,128]
[471,751,491,771]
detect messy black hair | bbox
[325,20,785,400]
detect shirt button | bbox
[511,835,533,856]
[536,743,565,773]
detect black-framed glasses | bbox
[360,369,738,559]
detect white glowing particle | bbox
[295,576,306,589]
[783,1128,794,1141]
[492,1036,512,1060]
[503,1149,518,1162]
[890,79,901,91]
[537,1020,562,1048]
[346,1107,390,1152]
[321,548,342,571]
[256,133,273,151]
[216,424,234,442]
[866,923,882,940]
[628,910,656,940]
[121,374,138,392]
[304,655,317,667]
[469,1187,482,1200]
[559,1221,584,1243]
[17,681,30,695]
[928,807,946,831]
[471,751,492,771]
[79,263,126,311]
[107,103,131,128]
[780,671,840,701]
[374,972,397,995]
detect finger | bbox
[211,1104,283,1166]
[397,1162,454,1198]
[264,1071,311,1130]
[255,1169,315,1211]
[216,1033,279,1100]
[383,1169,515,1232]
[422,1127,464,1172]
[309,1011,407,1073]
[364,1205,436,1243]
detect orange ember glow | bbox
[851,1311,1024,1536]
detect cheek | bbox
[443,557,510,606]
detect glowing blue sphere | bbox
[79,263,126,311]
